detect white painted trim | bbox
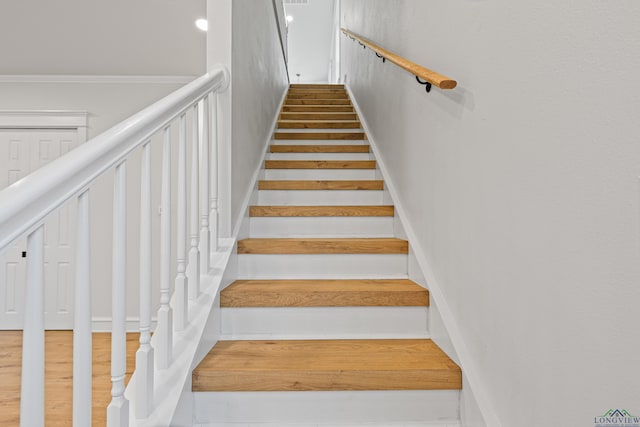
[0,110,88,130]
[0,75,197,84]
[346,84,502,427]
[193,390,459,424]
[92,317,158,333]
[230,87,290,238]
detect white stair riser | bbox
[238,254,408,279]
[249,216,394,238]
[263,169,378,180]
[268,152,373,160]
[271,139,368,145]
[221,307,428,340]
[258,190,385,205]
[193,390,460,424]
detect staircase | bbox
[191,84,462,426]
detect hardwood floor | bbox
[0,331,138,426]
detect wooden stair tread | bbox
[270,145,369,153]
[237,238,408,254]
[250,205,394,217]
[279,112,358,120]
[265,160,375,169]
[221,279,429,307]
[290,84,345,89]
[282,106,354,113]
[288,93,349,99]
[258,180,383,190]
[192,339,461,391]
[278,120,361,129]
[274,132,366,140]
[285,99,352,106]
[288,87,346,92]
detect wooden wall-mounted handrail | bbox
[341,28,457,91]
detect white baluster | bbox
[187,104,201,300]
[73,191,92,426]
[107,162,129,427]
[199,96,211,275]
[20,225,45,427]
[174,114,188,331]
[209,94,219,254]
[136,141,153,418]
[157,126,173,369]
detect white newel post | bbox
[136,141,154,418]
[107,162,129,427]
[174,114,189,331]
[209,94,219,254]
[187,104,201,299]
[73,190,92,427]
[199,96,211,275]
[20,225,45,427]
[157,126,173,369]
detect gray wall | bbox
[230,0,290,229]
[286,0,335,83]
[0,0,206,75]
[341,1,640,426]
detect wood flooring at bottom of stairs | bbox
[0,330,138,427]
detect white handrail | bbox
[1,66,229,427]
[0,68,228,253]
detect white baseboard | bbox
[194,390,459,424]
[91,317,157,332]
[230,86,289,240]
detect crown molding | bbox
[0,75,197,84]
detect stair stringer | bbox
[166,87,289,426]
[345,84,499,427]
[125,239,235,427]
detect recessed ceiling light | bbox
[286,15,294,23]
[195,18,208,32]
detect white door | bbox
[0,129,80,329]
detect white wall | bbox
[341,1,640,426]
[230,0,290,229]
[286,0,335,83]
[0,0,205,75]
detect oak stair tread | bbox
[237,238,408,254]
[279,112,358,120]
[221,279,429,307]
[290,84,345,89]
[265,160,375,169]
[192,339,461,391]
[274,132,366,140]
[278,120,361,129]
[287,93,349,99]
[282,106,355,113]
[270,145,369,153]
[288,88,348,95]
[258,180,383,190]
[250,205,393,217]
[285,99,352,106]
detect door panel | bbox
[0,129,80,329]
